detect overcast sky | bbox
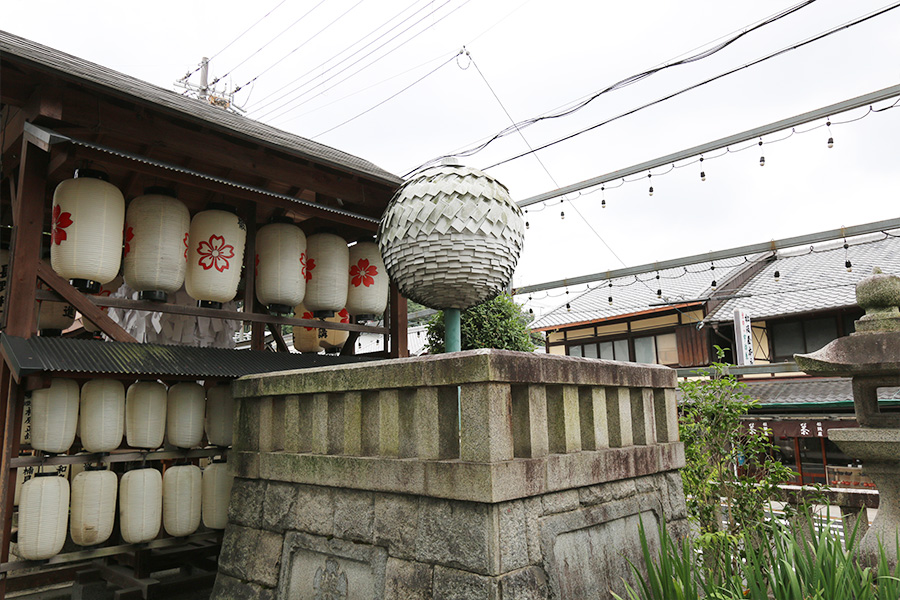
[5,0,900,316]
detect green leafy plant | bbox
[678,346,794,577]
[425,293,542,353]
[615,516,900,600]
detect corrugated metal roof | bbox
[0,30,401,187]
[705,232,900,322]
[1,334,372,380]
[531,257,748,329]
[743,377,900,407]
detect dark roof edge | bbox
[0,30,402,187]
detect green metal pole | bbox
[444,308,461,353]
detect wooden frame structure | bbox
[0,30,407,598]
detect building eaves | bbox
[0,30,402,187]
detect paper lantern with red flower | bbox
[320,308,351,352]
[291,303,322,353]
[255,218,306,314]
[50,169,125,293]
[184,207,246,309]
[346,241,388,320]
[304,232,349,318]
[123,187,190,302]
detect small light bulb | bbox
[759,156,765,167]
[827,137,834,149]
[566,303,571,312]
[700,171,706,181]
[711,280,717,290]
[774,270,780,282]
[845,260,852,272]
[608,296,613,305]
[657,289,662,298]
[560,211,565,220]
[601,199,606,208]
[648,186,654,196]
[528,308,533,315]
[526,221,530,229]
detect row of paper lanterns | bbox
[29,378,233,454]
[49,171,388,317]
[17,461,233,560]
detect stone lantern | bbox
[795,267,900,567]
[377,162,524,350]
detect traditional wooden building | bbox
[0,30,406,597]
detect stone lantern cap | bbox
[795,268,900,376]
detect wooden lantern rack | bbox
[0,30,408,599]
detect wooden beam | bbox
[267,323,290,353]
[0,372,24,599]
[68,145,378,231]
[44,89,393,206]
[389,284,408,358]
[4,138,49,337]
[33,290,388,334]
[35,262,138,344]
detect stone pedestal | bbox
[212,349,688,600]
[829,428,900,564]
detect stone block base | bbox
[213,471,687,600]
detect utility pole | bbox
[175,57,244,113]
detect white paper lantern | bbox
[201,461,234,530]
[378,163,525,310]
[320,308,351,352]
[163,465,201,537]
[126,381,167,449]
[50,169,125,293]
[346,241,388,319]
[256,220,306,314]
[70,468,117,546]
[185,208,246,309]
[83,275,123,334]
[36,298,75,334]
[30,379,79,454]
[304,232,349,317]
[205,385,234,448]
[123,188,190,302]
[119,467,162,544]
[79,380,125,453]
[167,382,205,448]
[18,473,69,560]
[292,303,323,353]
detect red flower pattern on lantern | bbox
[196,235,235,273]
[182,232,189,258]
[254,254,260,279]
[302,310,316,331]
[123,225,135,258]
[300,252,315,282]
[51,204,73,246]
[349,258,378,288]
[338,308,350,324]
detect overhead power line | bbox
[244,0,449,116]
[483,1,900,173]
[261,0,474,124]
[404,0,820,175]
[516,81,900,208]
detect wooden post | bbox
[0,367,24,599]
[4,139,49,337]
[389,283,407,358]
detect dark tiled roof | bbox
[705,233,900,322]
[0,30,401,187]
[531,257,747,329]
[743,377,900,407]
[1,334,372,380]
